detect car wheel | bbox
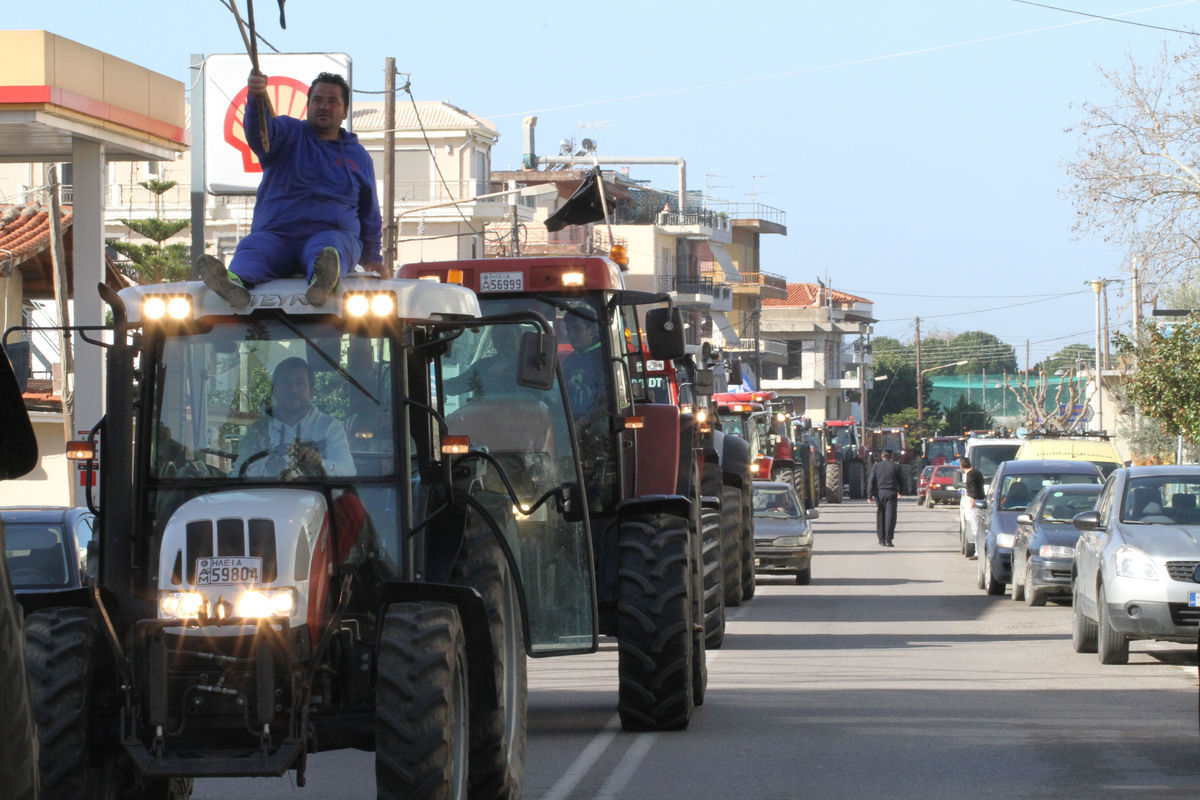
[795,565,811,586]
[1071,577,1097,653]
[1010,556,1025,602]
[962,525,975,559]
[1096,584,1130,665]
[1024,566,1045,607]
[984,551,1005,596]
[976,550,986,590]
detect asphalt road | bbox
[196,498,1200,799]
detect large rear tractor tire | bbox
[25,607,102,798]
[617,512,694,731]
[824,462,843,504]
[376,602,470,800]
[0,527,38,800]
[700,505,725,649]
[720,486,743,609]
[448,512,528,798]
[740,481,755,602]
[846,462,866,500]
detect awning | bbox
[710,310,740,345]
[709,242,740,281]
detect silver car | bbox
[752,481,817,585]
[1072,465,1200,664]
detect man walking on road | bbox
[868,449,905,546]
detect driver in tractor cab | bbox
[232,357,356,479]
[558,305,609,509]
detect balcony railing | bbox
[707,201,786,227]
[393,179,495,205]
[657,209,731,233]
[658,274,714,297]
[482,222,626,258]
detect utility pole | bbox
[915,316,923,422]
[1089,279,1104,433]
[1131,256,1141,342]
[508,179,520,256]
[1101,278,1111,369]
[382,57,396,274]
[46,165,75,499]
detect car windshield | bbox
[3,522,72,589]
[1039,489,1101,521]
[999,471,1101,511]
[830,428,856,447]
[1120,476,1200,524]
[971,445,1021,481]
[753,486,802,518]
[1095,461,1122,478]
[926,441,962,463]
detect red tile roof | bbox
[0,203,71,267]
[763,282,871,307]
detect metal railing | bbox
[657,209,731,232]
[658,274,714,296]
[394,179,494,205]
[482,221,627,258]
[707,201,786,227]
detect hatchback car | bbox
[1010,483,1100,606]
[752,481,817,584]
[976,460,1103,596]
[1,506,95,591]
[926,464,960,506]
[916,466,934,506]
[1072,466,1200,664]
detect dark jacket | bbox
[963,467,985,500]
[868,459,904,498]
[245,94,383,265]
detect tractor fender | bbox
[721,434,752,489]
[15,586,94,616]
[617,494,692,523]
[378,580,498,709]
[636,403,681,497]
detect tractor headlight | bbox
[235,588,298,619]
[143,295,193,322]
[159,591,205,619]
[344,291,397,318]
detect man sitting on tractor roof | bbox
[198,71,384,308]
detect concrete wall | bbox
[0,416,72,506]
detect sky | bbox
[9,0,1200,365]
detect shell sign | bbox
[203,52,351,195]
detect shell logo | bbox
[223,76,311,173]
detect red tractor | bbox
[822,418,868,503]
[400,255,718,726]
[869,426,921,494]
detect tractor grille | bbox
[1168,603,1200,627]
[184,518,278,584]
[1165,561,1200,583]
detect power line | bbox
[1012,0,1200,35]
[874,290,1086,322]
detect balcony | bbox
[656,209,732,243]
[483,223,626,259]
[657,274,713,308]
[710,202,787,236]
[714,269,787,300]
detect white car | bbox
[959,438,1022,558]
[1072,465,1200,664]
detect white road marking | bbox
[539,712,620,800]
[594,733,658,800]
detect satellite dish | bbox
[1016,427,1028,439]
[581,138,597,153]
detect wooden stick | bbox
[228,0,271,152]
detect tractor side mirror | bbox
[644,307,685,361]
[516,330,557,391]
[0,343,37,480]
[693,368,715,397]
[728,359,744,386]
[561,482,585,523]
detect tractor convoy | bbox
[4,253,765,799]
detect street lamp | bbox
[868,374,891,426]
[917,360,968,423]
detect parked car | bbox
[959,438,1022,558]
[926,464,960,506]
[752,480,817,585]
[976,460,1103,596]
[1,506,95,591]
[1072,466,1200,664]
[917,465,934,506]
[1010,483,1101,606]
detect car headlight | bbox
[235,588,299,618]
[1038,545,1076,559]
[995,533,1015,548]
[1113,545,1158,581]
[771,535,807,547]
[159,591,205,619]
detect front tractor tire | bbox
[448,510,528,798]
[376,603,470,800]
[824,462,843,504]
[847,461,866,500]
[0,545,38,800]
[617,511,695,731]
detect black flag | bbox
[545,167,606,232]
[278,0,287,27]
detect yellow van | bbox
[1014,437,1123,477]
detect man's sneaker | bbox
[306,247,340,306]
[197,255,250,309]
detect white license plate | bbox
[196,557,262,586]
[1189,592,1200,607]
[480,271,524,292]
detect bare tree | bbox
[1005,368,1092,433]
[1065,41,1200,287]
